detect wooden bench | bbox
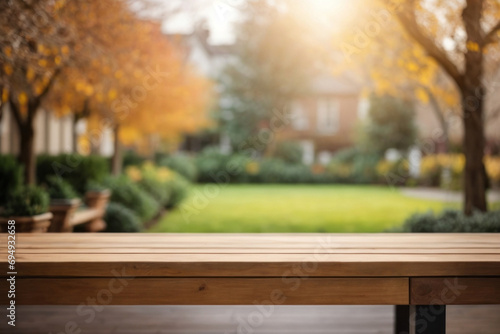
[1,233,499,333]
[48,190,110,233]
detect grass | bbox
[149,184,467,233]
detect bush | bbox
[103,202,142,232]
[158,154,198,182]
[196,147,317,184]
[43,176,79,200]
[86,180,109,192]
[122,150,147,168]
[376,159,409,186]
[0,155,23,207]
[399,209,500,232]
[254,159,311,183]
[486,156,500,187]
[196,146,229,183]
[166,173,191,208]
[37,154,109,194]
[273,141,303,164]
[103,175,159,222]
[326,148,381,184]
[419,155,441,187]
[2,185,49,217]
[130,164,172,206]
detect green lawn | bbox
[150,184,464,233]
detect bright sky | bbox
[161,1,242,44]
[161,0,355,45]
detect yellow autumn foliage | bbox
[245,161,260,175]
[421,154,500,183]
[485,156,500,182]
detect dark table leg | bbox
[395,305,410,334]
[411,305,446,334]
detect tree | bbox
[360,95,417,155]
[333,0,500,213]
[219,0,317,151]
[359,30,461,153]
[0,0,75,184]
[391,0,500,214]
[0,0,136,183]
[1,0,212,181]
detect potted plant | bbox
[0,185,53,233]
[85,181,111,211]
[0,155,23,210]
[81,181,110,232]
[45,176,81,232]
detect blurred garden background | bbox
[1,0,500,233]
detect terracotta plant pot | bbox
[84,189,111,211]
[48,198,81,232]
[0,212,53,233]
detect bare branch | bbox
[394,3,464,89]
[483,20,500,46]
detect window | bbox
[317,99,339,134]
[291,102,309,131]
[357,97,369,120]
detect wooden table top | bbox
[2,233,500,278]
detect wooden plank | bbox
[6,247,500,254]
[1,234,499,277]
[70,208,102,226]
[0,277,409,305]
[5,258,500,278]
[8,233,500,247]
[411,277,500,305]
[11,232,500,240]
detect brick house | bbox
[278,74,366,164]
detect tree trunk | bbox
[461,0,488,214]
[19,121,36,185]
[111,124,122,175]
[461,85,488,214]
[8,100,37,185]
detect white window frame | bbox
[291,101,309,131]
[317,99,339,134]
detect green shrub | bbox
[2,185,49,217]
[399,209,500,232]
[158,154,198,182]
[123,150,147,168]
[104,202,142,232]
[0,155,23,207]
[196,146,319,184]
[103,175,159,222]
[37,154,109,194]
[376,159,409,186]
[43,176,79,200]
[86,180,109,192]
[165,173,191,208]
[327,148,381,184]
[225,154,251,183]
[196,146,229,183]
[139,173,170,207]
[273,141,303,164]
[256,159,313,183]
